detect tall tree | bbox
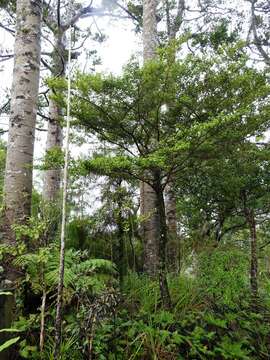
[71,44,269,308]
[3,0,42,243]
[0,1,42,358]
[141,0,159,276]
[42,1,96,202]
[163,0,185,270]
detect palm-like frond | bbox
[13,247,116,296]
[75,258,117,275]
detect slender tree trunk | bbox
[141,0,159,276]
[0,1,42,359]
[40,289,46,354]
[154,171,172,309]
[43,31,65,202]
[53,25,72,358]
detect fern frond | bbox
[76,259,117,275]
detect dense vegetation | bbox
[0,0,270,359]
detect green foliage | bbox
[0,336,20,353]
[14,247,116,295]
[90,273,270,359]
[197,247,249,309]
[4,37,270,360]
[41,146,65,170]
[123,273,160,314]
[191,20,240,51]
[70,44,270,195]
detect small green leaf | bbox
[0,337,20,352]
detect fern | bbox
[13,247,116,298]
[76,258,117,274]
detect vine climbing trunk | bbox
[53,23,72,360]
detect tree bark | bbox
[3,0,42,242]
[0,1,42,359]
[143,0,158,60]
[141,0,160,276]
[43,31,65,202]
[141,182,159,276]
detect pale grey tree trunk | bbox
[141,0,159,276]
[143,0,158,60]
[43,31,65,202]
[0,1,42,358]
[141,182,159,275]
[3,0,42,242]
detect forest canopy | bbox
[0,0,270,359]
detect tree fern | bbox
[13,247,116,297]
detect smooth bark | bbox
[3,0,42,242]
[43,31,65,202]
[1,1,42,359]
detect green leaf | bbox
[0,328,22,333]
[0,337,20,352]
